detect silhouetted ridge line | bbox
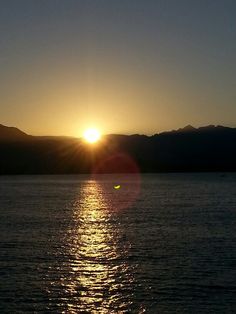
[0,124,29,140]
[0,123,236,174]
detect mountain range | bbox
[0,123,236,174]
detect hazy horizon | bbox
[2,121,236,138]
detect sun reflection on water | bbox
[63,180,135,313]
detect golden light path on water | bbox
[62,180,138,313]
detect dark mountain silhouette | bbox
[176,124,196,132]
[0,124,30,140]
[0,124,236,174]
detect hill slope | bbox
[0,124,29,140]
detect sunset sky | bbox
[1,0,236,136]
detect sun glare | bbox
[83,128,101,144]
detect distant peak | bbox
[177,125,196,132]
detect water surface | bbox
[0,173,236,313]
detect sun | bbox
[83,128,101,144]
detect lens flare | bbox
[92,153,141,211]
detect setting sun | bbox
[83,128,101,144]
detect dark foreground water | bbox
[0,173,235,313]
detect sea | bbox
[0,173,235,313]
